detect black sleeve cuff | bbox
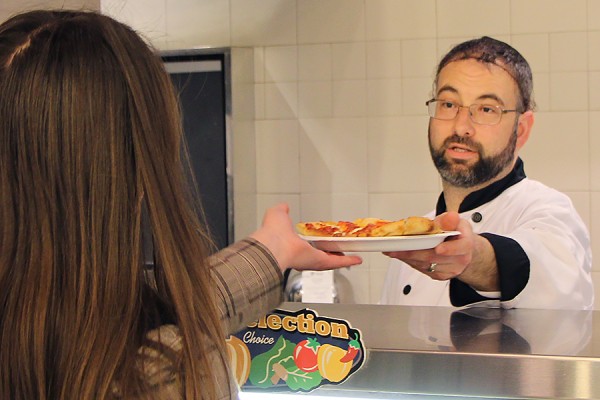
[450,233,530,307]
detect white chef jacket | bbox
[380,159,593,310]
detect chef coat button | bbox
[471,212,482,223]
[403,285,411,295]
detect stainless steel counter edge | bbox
[239,302,600,399]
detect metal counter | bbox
[241,302,599,399]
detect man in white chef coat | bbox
[380,36,593,309]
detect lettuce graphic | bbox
[280,363,321,391]
[248,335,322,391]
[249,335,294,388]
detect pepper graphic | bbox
[317,332,363,383]
[339,333,361,363]
[316,345,351,382]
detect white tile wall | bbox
[590,0,600,31]
[297,0,365,44]
[401,39,438,78]
[550,32,588,72]
[7,0,599,308]
[103,0,167,46]
[366,41,402,79]
[300,193,369,222]
[333,80,367,117]
[257,193,301,223]
[367,116,438,193]
[531,72,551,112]
[256,119,300,193]
[230,0,297,46]
[592,191,600,271]
[231,48,258,240]
[365,0,435,40]
[367,79,402,116]
[590,31,600,71]
[253,47,266,82]
[331,43,366,80]
[298,81,332,118]
[2,0,99,21]
[166,0,230,49]
[511,0,587,34]
[402,77,433,115]
[264,82,298,119]
[264,46,297,82]
[299,118,368,193]
[512,34,550,73]
[254,83,266,120]
[550,72,589,111]
[437,0,511,38]
[298,45,332,81]
[589,72,600,110]
[591,112,600,192]
[2,0,99,14]
[369,192,441,222]
[521,112,589,191]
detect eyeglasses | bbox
[425,99,519,126]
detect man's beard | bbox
[429,126,517,188]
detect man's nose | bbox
[453,106,474,136]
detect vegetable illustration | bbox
[293,337,320,372]
[225,335,251,386]
[234,309,366,392]
[272,362,289,383]
[339,333,361,363]
[317,344,352,383]
[282,365,321,391]
[248,335,294,388]
[271,361,322,391]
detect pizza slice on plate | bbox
[296,216,440,237]
[294,221,358,237]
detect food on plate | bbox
[296,216,441,237]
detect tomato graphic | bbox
[317,344,352,382]
[293,337,320,372]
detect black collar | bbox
[435,158,526,215]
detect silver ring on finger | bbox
[428,262,437,273]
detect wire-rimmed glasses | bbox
[426,99,519,125]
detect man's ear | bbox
[515,110,534,150]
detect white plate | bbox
[300,231,460,253]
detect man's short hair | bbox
[435,36,535,112]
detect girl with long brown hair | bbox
[0,10,361,399]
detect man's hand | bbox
[383,212,499,291]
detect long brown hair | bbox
[0,10,228,399]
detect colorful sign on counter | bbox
[227,308,366,392]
